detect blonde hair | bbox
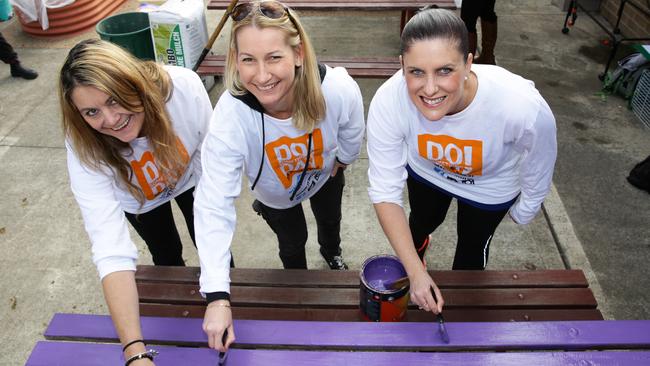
[224,1,325,132]
[59,39,183,205]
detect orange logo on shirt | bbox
[266,129,324,189]
[417,134,483,176]
[130,138,190,200]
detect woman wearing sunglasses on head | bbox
[194,0,365,351]
[60,39,212,365]
[367,8,557,315]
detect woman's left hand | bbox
[331,160,348,177]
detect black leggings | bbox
[253,171,345,269]
[460,0,497,32]
[407,176,511,270]
[0,32,18,64]
[125,187,195,266]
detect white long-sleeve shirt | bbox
[367,64,557,224]
[67,66,212,279]
[195,66,365,295]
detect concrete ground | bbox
[1,0,649,364]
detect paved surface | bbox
[1,0,649,364]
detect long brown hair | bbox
[59,39,183,204]
[224,1,325,132]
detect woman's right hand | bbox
[408,270,444,314]
[202,300,235,352]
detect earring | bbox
[464,76,468,81]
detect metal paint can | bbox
[359,255,410,322]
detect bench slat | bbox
[135,265,589,288]
[27,341,650,366]
[195,55,401,78]
[44,314,650,351]
[207,0,457,11]
[139,303,604,321]
[137,283,597,309]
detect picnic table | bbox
[26,266,650,365]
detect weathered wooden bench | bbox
[196,55,401,78]
[28,313,650,365]
[134,265,604,322]
[27,266,650,365]
[207,0,457,34]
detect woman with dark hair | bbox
[367,7,556,314]
[59,39,212,365]
[195,0,364,351]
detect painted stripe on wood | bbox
[26,341,650,366]
[45,314,650,351]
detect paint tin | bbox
[359,255,409,322]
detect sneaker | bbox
[321,252,348,270]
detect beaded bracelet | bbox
[124,349,158,366]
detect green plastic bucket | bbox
[96,12,154,60]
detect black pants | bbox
[407,176,511,270]
[0,32,18,64]
[460,0,497,32]
[125,187,195,266]
[253,171,345,269]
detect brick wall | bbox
[599,0,650,39]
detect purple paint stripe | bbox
[26,341,650,366]
[25,342,217,366]
[45,314,650,349]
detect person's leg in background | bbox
[406,176,453,262]
[252,200,309,269]
[452,201,510,270]
[125,202,185,266]
[460,0,481,59]
[475,0,498,64]
[173,187,235,267]
[0,31,38,79]
[309,171,348,270]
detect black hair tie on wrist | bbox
[122,339,145,352]
[124,350,158,366]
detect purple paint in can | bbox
[359,255,410,322]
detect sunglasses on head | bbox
[230,1,290,22]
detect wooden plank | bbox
[139,303,604,322]
[44,314,650,351]
[135,265,590,288]
[195,55,401,78]
[207,0,457,11]
[26,342,217,366]
[136,283,598,309]
[26,341,650,366]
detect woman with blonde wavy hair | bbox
[60,39,212,365]
[194,0,365,351]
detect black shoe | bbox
[10,63,38,80]
[321,251,348,270]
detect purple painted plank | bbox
[26,342,217,366]
[45,313,650,350]
[25,341,650,366]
